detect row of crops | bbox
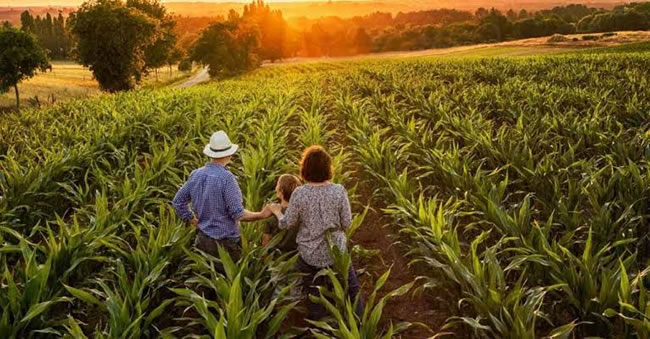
[2,50,650,338]
[0,68,410,338]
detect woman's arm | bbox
[340,187,352,230]
[272,195,301,230]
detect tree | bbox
[475,7,489,19]
[190,21,259,78]
[20,10,73,60]
[506,9,518,21]
[20,11,35,33]
[69,0,159,92]
[0,27,49,109]
[178,58,192,73]
[167,47,183,76]
[353,27,373,54]
[477,9,510,41]
[127,0,178,80]
[241,0,288,62]
[519,9,530,20]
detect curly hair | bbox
[299,145,333,183]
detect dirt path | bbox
[352,192,449,338]
[176,67,210,88]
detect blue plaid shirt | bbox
[172,163,245,240]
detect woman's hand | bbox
[190,217,199,228]
[268,203,283,216]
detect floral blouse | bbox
[278,183,352,267]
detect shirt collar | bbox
[205,162,226,169]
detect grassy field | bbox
[0,62,194,109]
[0,62,98,108]
[2,44,650,338]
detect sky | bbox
[1,0,339,6]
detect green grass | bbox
[0,61,99,109]
[0,62,194,109]
[2,47,650,338]
[435,45,578,58]
[565,41,650,55]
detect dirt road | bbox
[176,67,210,88]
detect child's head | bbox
[275,174,301,203]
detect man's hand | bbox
[190,217,199,228]
[260,205,273,219]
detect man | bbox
[172,130,270,260]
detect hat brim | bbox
[203,143,238,158]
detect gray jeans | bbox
[194,231,242,262]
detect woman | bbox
[268,145,363,320]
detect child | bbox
[262,174,302,252]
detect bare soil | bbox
[351,193,451,339]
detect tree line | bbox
[182,2,650,70]
[20,11,73,60]
[287,3,650,56]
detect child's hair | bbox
[278,174,302,202]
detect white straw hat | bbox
[203,131,239,158]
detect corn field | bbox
[2,50,650,338]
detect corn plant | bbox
[0,241,70,338]
[309,243,413,339]
[604,264,650,338]
[172,245,299,338]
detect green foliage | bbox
[241,0,288,62]
[20,11,73,60]
[127,0,179,72]
[340,54,650,337]
[0,26,49,108]
[190,21,260,78]
[172,244,299,338]
[69,0,160,92]
[309,244,413,339]
[0,241,71,338]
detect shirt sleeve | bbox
[223,172,245,220]
[340,187,352,230]
[172,173,195,221]
[279,192,301,230]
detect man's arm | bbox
[240,206,273,222]
[172,177,195,223]
[223,173,246,222]
[223,172,272,222]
